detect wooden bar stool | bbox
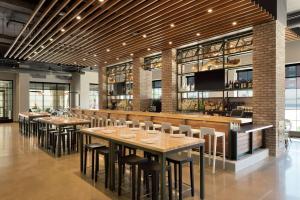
[200,127,226,174]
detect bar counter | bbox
[71,108,271,160]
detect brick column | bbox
[98,65,107,109]
[252,20,285,156]
[161,48,177,113]
[132,57,152,111]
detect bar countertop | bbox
[237,124,273,133]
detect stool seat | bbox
[96,146,109,155]
[85,143,106,149]
[167,154,193,163]
[122,154,147,165]
[139,160,161,172]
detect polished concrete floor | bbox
[0,123,300,200]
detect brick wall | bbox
[161,48,177,113]
[98,66,107,109]
[252,20,285,156]
[132,57,152,111]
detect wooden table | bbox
[80,127,205,200]
[39,117,91,157]
[19,112,51,135]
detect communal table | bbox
[19,112,51,135]
[39,116,91,157]
[80,127,205,200]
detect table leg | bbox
[45,124,49,149]
[57,126,62,157]
[80,132,84,172]
[159,153,166,200]
[28,118,31,136]
[200,144,205,200]
[109,141,116,191]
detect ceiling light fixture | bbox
[61,28,65,32]
[116,57,119,60]
[122,42,126,46]
[83,58,86,61]
[169,41,173,45]
[208,9,213,13]
[170,23,175,28]
[196,33,200,36]
[76,15,81,20]
[99,0,104,2]
[232,21,237,26]
[94,64,97,67]
[93,54,97,57]
[142,34,147,38]
[130,53,134,56]
[106,49,110,52]
[49,38,53,41]
[41,45,45,49]
[147,48,151,51]
[104,61,107,64]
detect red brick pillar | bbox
[252,21,285,156]
[161,48,177,113]
[98,66,107,109]
[132,57,152,111]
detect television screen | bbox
[114,82,126,95]
[194,69,225,91]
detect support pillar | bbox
[252,20,286,156]
[132,57,152,111]
[98,66,107,109]
[161,48,177,113]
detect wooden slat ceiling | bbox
[286,28,300,42]
[5,0,273,67]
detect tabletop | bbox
[19,112,50,118]
[38,116,91,126]
[81,127,205,153]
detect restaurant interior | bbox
[0,0,300,200]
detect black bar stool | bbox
[118,154,147,200]
[167,154,194,200]
[84,143,106,179]
[137,160,173,200]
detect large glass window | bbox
[29,82,70,112]
[89,84,99,109]
[152,80,162,99]
[285,65,300,131]
[0,80,13,122]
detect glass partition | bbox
[0,80,13,122]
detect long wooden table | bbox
[38,117,91,157]
[80,127,205,200]
[19,112,51,135]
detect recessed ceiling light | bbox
[94,64,97,67]
[41,45,45,49]
[170,23,175,28]
[93,54,97,57]
[104,61,107,64]
[98,0,104,2]
[116,57,119,60]
[49,38,53,41]
[34,51,37,54]
[122,42,126,46]
[76,15,81,20]
[106,49,110,52]
[28,56,32,59]
[83,58,86,61]
[147,48,151,51]
[61,28,65,32]
[74,61,77,64]
[142,34,147,38]
[208,9,213,13]
[196,33,200,36]
[130,53,134,56]
[232,21,237,26]
[169,41,173,45]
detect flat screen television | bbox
[114,82,126,95]
[194,69,225,91]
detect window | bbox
[285,65,300,131]
[237,69,252,81]
[89,84,99,109]
[29,82,70,112]
[0,80,13,121]
[152,80,162,99]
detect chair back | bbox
[119,118,127,126]
[161,123,171,133]
[200,127,215,138]
[179,125,192,137]
[144,121,154,130]
[132,120,140,128]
